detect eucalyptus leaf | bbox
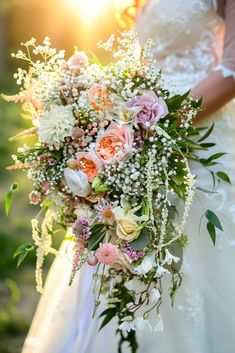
[129,228,151,251]
[167,191,180,206]
[5,183,18,216]
[205,210,223,231]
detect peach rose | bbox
[95,123,133,163]
[76,151,103,182]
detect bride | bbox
[22,1,235,352]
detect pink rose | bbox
[76,151,103,182]
[129,90,168,127]
[67,52,88,73]
[95,123,133,163]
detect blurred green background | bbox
[0,0,131,351]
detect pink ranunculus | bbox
[67,52,89,74]
[95,123,133,163]
[129,90,168,127]
[76,151,103,182]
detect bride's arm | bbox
[190,0,235,124]
[190,71,235,123]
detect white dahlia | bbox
[38,106,75,147]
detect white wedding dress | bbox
[22,1,235,352]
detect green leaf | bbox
[129,228,151,251]
[88,230,106,250]
[197,123,214,142]
[207,222,216,245]
[90,223,105,236]
[208,152,226,161]
[200,142,216,148]
[166,90,190,111]
[216,171,231,184]
[205,210,223,231]
[99,308,116,331]
[199,158,217,167]
[5,183,18,216]
[13,243,35,268]
[190,97,202,109]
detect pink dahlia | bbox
[96,243,119,266]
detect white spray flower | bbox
[64,168,91,197]
[38,106,75,147]
[154,314,164,332]
[133,253,156,276]
[134,317,152,333]
[119,317,135,333]
[155,264,170,277]
[149,287,161,303]
[162,249,180,266]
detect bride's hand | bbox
[190,70,235,124]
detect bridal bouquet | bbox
[4,31,227,352]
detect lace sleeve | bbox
[214,0,235,79]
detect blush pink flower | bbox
[76,151,103,182]
[95,123,133,163]
[96,243,119,266]
[67,52,89,73]
[129,90,168,127]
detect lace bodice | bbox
[136,0,235,88]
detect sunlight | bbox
[68,0,110,21]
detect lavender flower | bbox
[72,218,91,240]
[123,243,144,261]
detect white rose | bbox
[64,168,91,197]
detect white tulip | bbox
[64,168,91,197]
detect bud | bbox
[88,255,98,266]
[91,176,102,190]
[66,158,77,169]
[95,184,109,194]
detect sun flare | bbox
[68,0,110,21]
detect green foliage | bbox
[129,228,151,251]
[88,223,107,250]
[197,123,214,142]
[13,243,35,268]
[205,210,223,245]
[5,183,18,216]
[216,171,231,184]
